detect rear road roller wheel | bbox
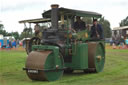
[88,42,105,73]
[25,51,64,81]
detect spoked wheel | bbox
[87,42,105,73]
[26,37,41,54]
[25,51,64,81]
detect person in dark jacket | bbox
[74,16,86,31]
[9,40,12,48]
[90,19,104,39]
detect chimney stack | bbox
[51,4,59,29]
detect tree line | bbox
[120,16,128,26]
[0,24,20,40]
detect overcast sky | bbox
[0,0,128,34]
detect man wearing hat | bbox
[90,19,104,39]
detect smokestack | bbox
[51,4,59,29]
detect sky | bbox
[0,0,128,34]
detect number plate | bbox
[28,70,38,74]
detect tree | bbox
[0,23,20,39]
[120,16,128,26]
[0,24,4,30]
[20,28,34,39]
[0,24,7,36]
[82,17,93,24]
[99,17,112,38]
[11,32,20,40]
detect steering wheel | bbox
[27,37,41,54]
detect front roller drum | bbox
[25,51,64,81]
[88,42,105,73]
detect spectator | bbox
[16,39,19,48]
[119,36,125,49]
[12,40,16,48]
[8,40,12,48]
[125,37,128,48]
[23,40,26,48]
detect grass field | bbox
[0,46,128,85]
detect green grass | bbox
[0,48,128,85]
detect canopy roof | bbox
[43,7,102,18]
[113,26,128,30]
[19,18,51,24]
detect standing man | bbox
[74,16,86,31]
[90,19,104,39]
[9,40,12,48]
[125,37,128,48]
[34,23,42,39]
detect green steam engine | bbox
[20,4,105,81]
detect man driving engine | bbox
[34,23,42,39]
[74,16,86,31]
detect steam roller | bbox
[20,4,105,81]
[25,46,64,81]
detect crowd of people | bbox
[3,39,20,49]
[0,38,31,50]
[110,36,128,49]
